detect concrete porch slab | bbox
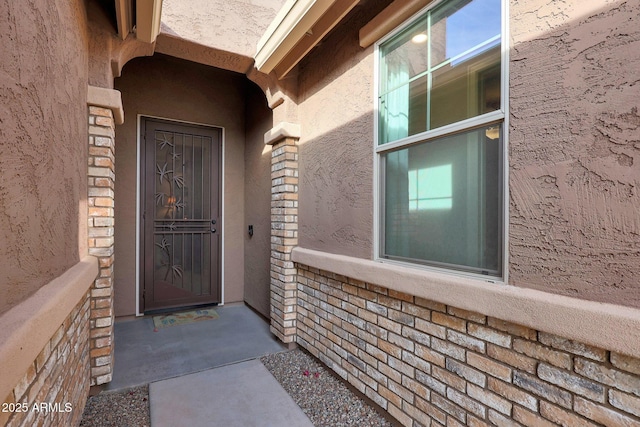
[106,304,287,390]
[149,359,314,427]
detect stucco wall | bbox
[244,83,273,318]
[0,0,89,315]
[86,0,117,89]
[508,0,640,306]
[297,1,391,260]
[161,0,287,59]
[295,0,640,307]
[114,54,248,316]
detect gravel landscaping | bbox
[261,350,395,427]
[80,349,395,427]
[80,385,150,427]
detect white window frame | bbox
[373,0,509,282]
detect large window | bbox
[377,0,505,276]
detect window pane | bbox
[431,0,501,67]
[430,46,501,129]
[379,16,428,94]
[379,82,410,143]
[383,124,502,274]
[408,76,428,136]
[378,0,502,145]
[380,75,429,143]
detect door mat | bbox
[153,308,219,330]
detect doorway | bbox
[140,117,222,312]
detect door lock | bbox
[211,219,217,233]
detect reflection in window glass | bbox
[378,0,501,144]
[431,0,501,66]
[408,165,453,211]
[383,125,501,274]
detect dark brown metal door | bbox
[141,118,221,312]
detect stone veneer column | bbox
[266,123,301,344]
[87,106,116,385]
[86,85,123,386]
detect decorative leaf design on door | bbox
[156,163,172,185]
[174,198,186,212]
[155,236,184,283]
[173,174,185,189]
[171,265,184,279]
[157,133,174,150]
[156,133,188,220]
[155,192,167,206]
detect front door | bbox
[141,118,222,312]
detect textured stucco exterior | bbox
[244,84,273,318]
[0,0,89,315]
[114,54,271,316]
[297,0,391,260]
[161,0,287,60]
[1,3,639,425]
[508,0,640,306]
[86,0,156,89]
[295,0,640,308]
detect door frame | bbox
[135,114,225,315]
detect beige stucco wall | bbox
[508,0,640,306]
[295,0,640,308]
[243,83,273,318]
[86,0,117,89]
[161,0,287,60]
[114,54,250,316]
[0,0,90,315]
[85,1,156,90]
[297,1,391,260]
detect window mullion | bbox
[376,110,504,154]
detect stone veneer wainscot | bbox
[0,292,91,427]
[295,264,640,427]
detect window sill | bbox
[292,246,640,358]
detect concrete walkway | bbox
[149,359,314,427]
[108,304,313,426]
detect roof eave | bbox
[255,0,360,79]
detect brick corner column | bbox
[266,122,300,345]
[87,105,116,385]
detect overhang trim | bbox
[255,0,360,79]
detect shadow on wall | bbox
[294,0,640,308]
[507,0,640,305]
[298,113,375,261]
[244,78,273,318]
